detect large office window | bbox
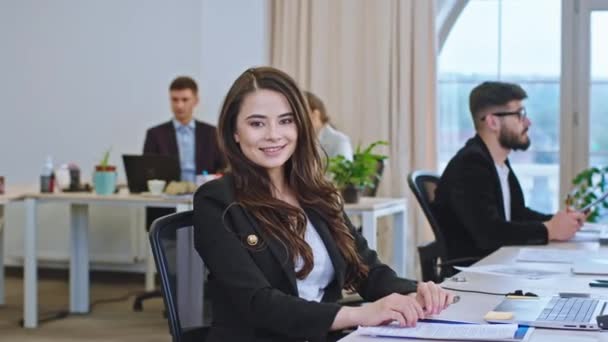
[438,0,561,214]
[589,11,608,167]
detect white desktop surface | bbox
[341,242,608,342]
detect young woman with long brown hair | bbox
[193,66,454,342]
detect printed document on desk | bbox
[516,248,589,263]
[566,231,599,243]
[454,264,565,279]
[581,222,608,233]
[357,322,533,341]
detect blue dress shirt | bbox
[172,119,196,183]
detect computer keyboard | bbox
[537,297,599,322]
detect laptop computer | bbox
[122,154,180,193]
[487,295,607,330]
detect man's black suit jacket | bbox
[193,174,417,342]
[143,120,225,228]
[433,135,552,261]
[143,120,224,174]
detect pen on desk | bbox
[589,282,608,288]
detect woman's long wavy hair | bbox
[217,67,368,289]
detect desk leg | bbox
[70,204,89,313]
[24,198,38,328]
[361,212,377,251]
[0,204,4,305]
[144,205,155,291]
[145,249,156,291]
[393,210,406,277]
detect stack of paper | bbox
[516,248,588,263]
[357,322,529,341]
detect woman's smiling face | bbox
[233,89,298,173]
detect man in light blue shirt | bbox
[143,76,224,180]
[173,118,196,182]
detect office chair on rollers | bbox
[407,171,478,283]
[149,210,209,342]
[133,208,174,311]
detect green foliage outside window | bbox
[569,167,608,222]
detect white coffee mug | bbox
[147,179,166,195]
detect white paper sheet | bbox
[580,222,608,233]
[454,264,564,279]
[357,322,520,341]
[516,248,588,263]
[567,231,599,242]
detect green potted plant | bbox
[328,141,388,203]
[93,148,117,195]
[568,166,608,222]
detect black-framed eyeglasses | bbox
[481,107,527,121]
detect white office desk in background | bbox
[0,185,36,307]
[341,241,608,341]
[2,192,407,329]
[18,191,192,328]
[344,197,408,277]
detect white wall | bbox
[0,0,269,269]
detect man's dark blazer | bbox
[143,120,224,174]
[143,119,225,228]
[193,174,417,342]
[433,134,552,261]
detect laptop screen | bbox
[122,154,180,193]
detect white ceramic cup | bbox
[147,179,166,195]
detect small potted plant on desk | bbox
[568,166,608,222]
[93,149,117,195]
[328,141,388,204]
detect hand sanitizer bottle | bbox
[40,155,55,193]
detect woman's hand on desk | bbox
[413,281,455,316]
[332,293,424,330]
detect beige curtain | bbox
[271,0,437,278]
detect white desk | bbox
[18,192,192,328]
[344,198,407,277]
[0,192,407,329]
[0,186,36,307]
[341,241,608,341]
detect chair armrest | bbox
[338,292,365,307]
[439,256,480,267]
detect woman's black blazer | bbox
[193,174,417,342]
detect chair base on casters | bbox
[133,290,162,311]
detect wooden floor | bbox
[0,269,171,341]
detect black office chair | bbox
[149,210,209,342]
[133,208,175,312]
[407,171,478,283]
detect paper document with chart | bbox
[356,321,533,341]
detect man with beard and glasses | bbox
[433,81,586,262]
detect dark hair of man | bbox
[304,91,329,124]
[217,67,368,289]
[469,81,527,129]
[169,76,198,94]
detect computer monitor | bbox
[122,154,180,193]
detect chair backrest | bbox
[407,171,445,246]
[149,210,208,342]
[407,170,450,282]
